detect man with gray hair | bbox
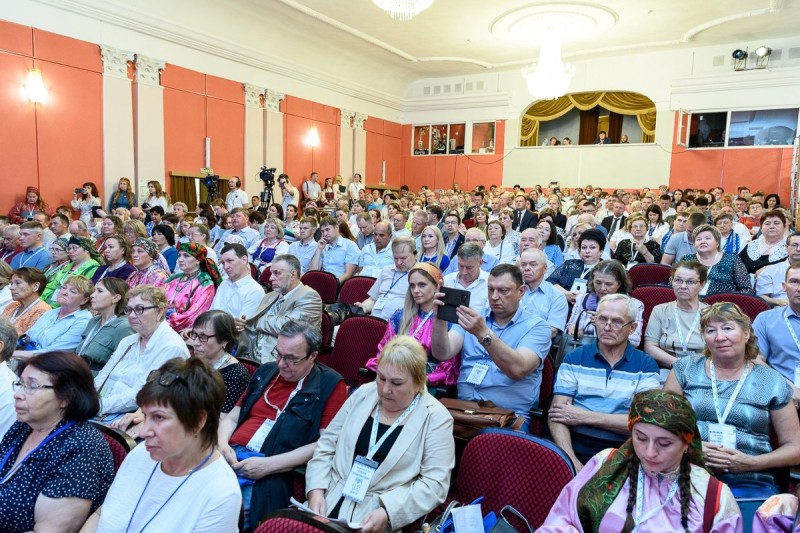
[443,242,490,312]
[236,254,322,363]
[0,224,21,263]
[356,236,418,320]
[10,221,53,270]
[218,319,347,527]
[518,248,567,338]
[68,220,93,241]
[443,228,499,275]
[357,221,393,277]
[0,317,18,437]
[549,294,660,471]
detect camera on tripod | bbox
[202,174,219,201]
[259,167,276,188]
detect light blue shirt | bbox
[321,236,360,278]
[215,227,260,254]
[367,266,410,321]
[10,246,53,270]
[665,231,695,260]
[454,305,552,416]
[755,260,789,300]
[443,253,499,276]
[753,305,800,383]
[521,280,569,333]
[358,244,394,278]
[25,308,92,353]
[288,239,318,274]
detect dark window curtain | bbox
[608,112,624,144]
[578,108,599,145]
[170,176,198,213]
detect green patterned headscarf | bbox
[576,389,704,533]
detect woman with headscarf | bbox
[41,237,103,306]
[163,242,221,333]
[8,186,51,224]
[43,237,71,283]
[127,238,169,289]
[540,389,742,532]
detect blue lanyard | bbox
[19,247,45,267]
[0,421,75,484]
[386,271,408,292]
[127,447,215,532]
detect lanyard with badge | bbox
[465,317,508,386]
[634,464,678,530]
[783,312,800,387]
[708,361,750,449]
[246,377,305,452]
[373,271,408,312]
[342,394,420,503]
[673,305,701,357]
[0,422,74,484]
[19,247,44,268]
[410,311,434,340]
[76,319,110,355]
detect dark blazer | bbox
[601,215,627,235]
[444,233,465,259]
[514,209,538,232]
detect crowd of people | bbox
[0,176,799,531]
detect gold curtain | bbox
[520,91,657,146]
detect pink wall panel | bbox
[383,136,401,186]
[365,117,383,134]
[207,98,244,177]
[311,121,339,179]
[284,95,313,119]
[312,102,339,125]
[161,64,205,94]
[33,29,101,73]
[384,120,402,139]
[365,130,384,184]
[284,114,314,184]
[163,88,206,181]
[0,20,32,56]
[206,75,243,104]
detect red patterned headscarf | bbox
[177,242,221,287]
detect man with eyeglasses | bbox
[442,228,499,276]
[236,254,322,363]
[93,285,189,423]
[431,264,552,429]
[0,317,18,437]
[356,237,417,321]
[755,232,800,307]
[218,320,347,529]
[549,294,660,472]
[754,261,800,410]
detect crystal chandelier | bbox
[372,0,434,21]
[522,39,575,100]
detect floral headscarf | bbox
[132,238,159,260]
[576,389,704,533]
[176,242,221,287]
[68,236,104,264]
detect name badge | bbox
[699,281,710,296]
[570,278,588,294]
[707,422,737,450]
[794,363,800,388]
[342,455,379,503]
[466,363,490,385]
[373,296,387,312]
[626,261,639,271]
[676,350,695,358]
[246,418,275,452]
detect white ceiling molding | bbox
[681,2,784,42]
[33,0,406,110]
[403,92,512,113]
[670,66,800,109]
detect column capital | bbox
[265,89,285,112]
[100,45,134,79]
[244,84,266,108]
[340,109,356,128]
[135,55,166,86]
[354,113,368,130]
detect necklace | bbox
[173,271,200,294]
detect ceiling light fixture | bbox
[24,68,47,104]
[522,40,575,100]
[371,0,433,21]
[732,48,748,71]
[755,46,772,68]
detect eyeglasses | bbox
[123,305,159,316]
[672,278,700,287]
[12,381,55,394]
[147,371,188,387]
[271,348,313,366]
[187,330,216,343]
[595,316,636,330]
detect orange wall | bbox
[162,65,245,195]
[283,95,340,184]
[400,121,505,192]
[365,117,402,187]
[668,111,793,199]
[0,20,103,216]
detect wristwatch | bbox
[480,332,493,347]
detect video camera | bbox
[259,167,276,188]
[202,174,219,200]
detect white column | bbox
[353,113,368,182]
[264,89,285,203]
[340,109,356,182]
[134,55,166,202]
[243,83,266,200]
[100,45,135,202]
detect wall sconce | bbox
[24,68,47,104]
[305,127,320,148]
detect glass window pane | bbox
[472,122,495,153]
[689,112,727,148]
[728,109,798,146]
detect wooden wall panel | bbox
[206,75,244,104]
[284,114,314,184]
[163,88,206,185]
[161,64,205,94]
[33,29,101,73]
[207,97,244,177]
[312,120,339,179]
[0,20,32,56]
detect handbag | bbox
[489,506,533,533]
[554,303,596,368]
[439,398,523,440]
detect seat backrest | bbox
[89,421,136,472]
[301,270,339,303]
[539,356,555,408]
[318,315,387,386]
[258,266,272,289]
[249,262,259,280]
[237,357,261,377]
[320,311,333,350]
[628,263,672,288]
[452,428,575,530]
[631,284,676,323]
[703,293,772,322]
[337,276,376,306]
